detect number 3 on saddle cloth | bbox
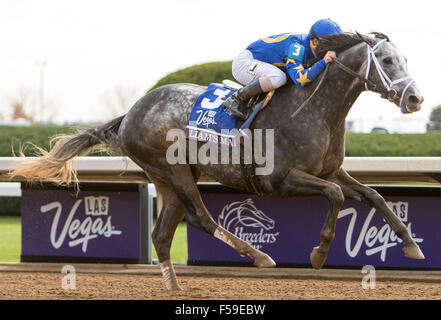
[186,82,273,147]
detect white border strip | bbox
[1,157,441,176]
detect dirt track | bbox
[1,271,440,300]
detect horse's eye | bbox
[383,57,393,64]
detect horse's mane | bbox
[306,31,390,66]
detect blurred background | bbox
[0,0,440,132]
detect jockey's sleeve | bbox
[285,42,326,87]
[286,58,327,87]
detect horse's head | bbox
[359,32,424,114]
[315,32,424,114]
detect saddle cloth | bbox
[186,83,239,147]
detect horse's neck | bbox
[311,43,367,130]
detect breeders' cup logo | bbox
[41,196,122,253]
[338,201,423,262]
[217,198,279,250]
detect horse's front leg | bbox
[330,168,424,260]
[276,168,345,269]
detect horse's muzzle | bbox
[398,82,424,114]
[401,94,424,114]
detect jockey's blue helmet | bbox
[308,18,343,39]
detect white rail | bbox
[342,157,441,173]
[0,182,21,196]
[1,156,441,184]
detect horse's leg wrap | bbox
[160,260,182,291]
[214,227,276,268]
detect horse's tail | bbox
[8,115,125,188]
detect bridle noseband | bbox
[335,38,414,110]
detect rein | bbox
[290,64,329,118]
[333,59,376,89]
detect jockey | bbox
[224,18,343,120]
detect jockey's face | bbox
[310,38,319,54]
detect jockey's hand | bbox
[324,51,337,64]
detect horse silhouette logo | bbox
[218,198,275,231]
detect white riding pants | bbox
[232,49,287,91]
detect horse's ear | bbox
[369,31,390,42]
[356,31,378,47]
[356,31,369,45]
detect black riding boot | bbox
[223,79,264,120]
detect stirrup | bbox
[224,95,246,120]
[231,108,247,120]
[224,101,247,120]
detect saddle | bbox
[221,80,275,124]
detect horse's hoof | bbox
[166,283,183,291]
[254,253,276,268]
[310,246,327,270]
[403,244,425,260]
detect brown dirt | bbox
[0,272,440,300]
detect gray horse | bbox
[9,32,425,291]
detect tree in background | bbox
[147,61,234,92]
[2,86,60,124]
[5,86,36,124]
[101,85,142,120]
[427,105,441,131]
[94,61,235,122]
[12,104,34,125]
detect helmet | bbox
[308,18,343,39]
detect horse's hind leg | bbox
[169,164,275,268]
[331,168,424,260]
[150,178,185,290]
[276,168,345,270]
[127,155,186,290]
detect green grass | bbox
[0,217,188,264]
[152,222,188,265]
[0,216,21,262]
[3,125,441,158]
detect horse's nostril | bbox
[408,95,420,105]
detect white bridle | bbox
[364,38,415,111]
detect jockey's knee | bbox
[270,72,287,89]
[259,77,274,92]
[260,73,287,91]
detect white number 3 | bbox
[201,88,231,110]
[292,44,301,56]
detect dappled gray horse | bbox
[9,32,425,290]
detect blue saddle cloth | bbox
[186,83,239,146]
